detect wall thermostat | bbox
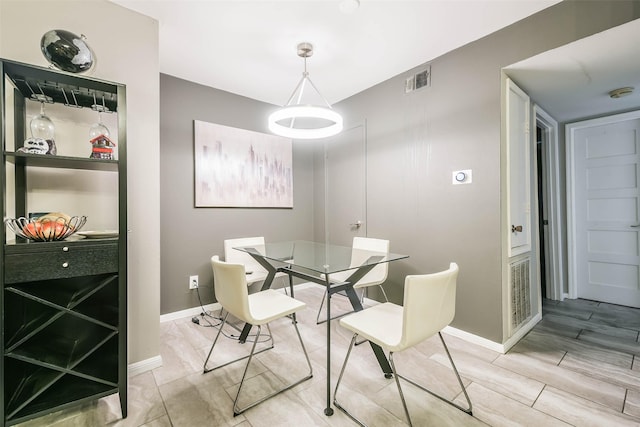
[452,169,472,185]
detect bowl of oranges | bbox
[5,212,87,242]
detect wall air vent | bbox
[510,257,532,333]
[404,65,431,94]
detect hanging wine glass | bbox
[89,109,110,140]
[30,102,55,140]
[89,101,116,160]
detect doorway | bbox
[536,125,547,300]
[534,105,564,303]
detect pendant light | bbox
[268,42,343,139]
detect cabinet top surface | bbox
[5,237,118,252]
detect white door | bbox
[507,79,531,257]
[505,78,534,336]
[325,122,366,246]
[567,111,640,308]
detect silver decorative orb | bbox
[40,29,94,73]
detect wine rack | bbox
[0,59,127,426]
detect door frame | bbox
[534,105,564,301]
[566,109,640,299]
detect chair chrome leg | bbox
[203,312,229,372]
[293,315,314,378]
[438,332,473,414]
[334,336,414,426]
[315,290,327,324]
[396,333,472,416]
[389,352,413,426]
[333,334,367,426]
[266,323,275,346]
[316,288,363,325]
[378,284,389,303]
[232,318,313,416]
[203,313,274,374]
[233,324,263,415]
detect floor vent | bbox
[510,258,531,331]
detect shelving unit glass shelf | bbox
[4,152,118,172]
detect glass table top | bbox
[234,240,408,275]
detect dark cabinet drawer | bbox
[4,241,119,283]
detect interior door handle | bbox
[631,224,640,227]
[350,220,363,229]
[511,225,523,233]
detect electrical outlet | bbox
[189,275,199,289]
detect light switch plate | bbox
[452,169,472,185]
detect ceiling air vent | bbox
[405,65,431,94]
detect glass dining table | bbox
[234,240,408,416]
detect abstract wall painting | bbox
[194,120,293,208]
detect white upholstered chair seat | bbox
[338,302,403,350]
[245,289,305,324]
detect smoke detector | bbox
[339,0,360,14]
[609,87,634,98]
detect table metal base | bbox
[238,249,393,416]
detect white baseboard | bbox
[128,355,163,377]
[156,282,534,358]
[442,326,507,353]
[442,312,542,354]
[502,312,542,352]
[160,302,221,323]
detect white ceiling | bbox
[110,0,561,106]
[505,18,640,123]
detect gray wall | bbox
[1,0,161,365]
[329,0,640,343]
[158,1,640,343]
[159,74,316,314]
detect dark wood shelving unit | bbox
[0,58,127,426]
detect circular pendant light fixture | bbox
[268,43,343,139]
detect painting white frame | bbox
[194,120,293,208]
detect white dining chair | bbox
[316,237,390,324]
[204,256,313,416]
[224,237,270,285]
[224,236,290,290]
[333,262,472,426]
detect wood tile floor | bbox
[15,286,640,426]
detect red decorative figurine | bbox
[89,134,116,159]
